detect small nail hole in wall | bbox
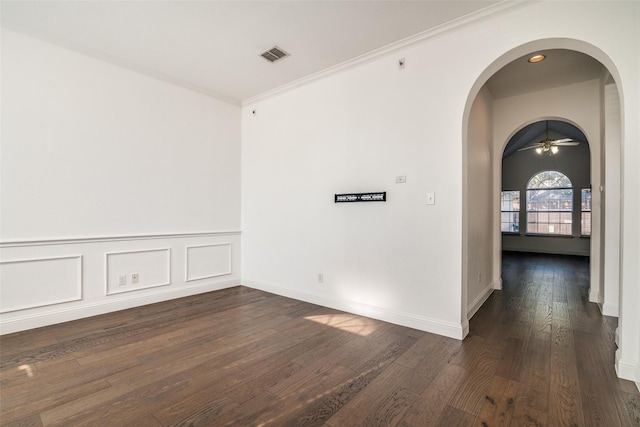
[399,58,405,69]
[252,109,256,116]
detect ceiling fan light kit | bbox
[518,120,580,155]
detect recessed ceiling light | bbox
[528,54,546,63]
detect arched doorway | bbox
[462,41,624,375]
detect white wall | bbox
[464,86,494,318]
[603,83,621,317]
[242,0,640,383]
[242,41,470,338]
[0,29,242,333]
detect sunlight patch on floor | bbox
[18,364,34,378]
[304,313,378,336]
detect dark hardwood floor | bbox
[1,252,639,426]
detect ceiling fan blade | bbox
[552,138,574,144]
[554,141,580,146]
[517,144,542,152]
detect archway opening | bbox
[462,44,622,354]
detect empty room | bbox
[1,1,639,426]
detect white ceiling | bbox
[486,49,605,100]
[1,1,605,106]
[1,1,500,104]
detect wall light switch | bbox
[427,192,435,205]
[396,176,406,184]
[118,275,126,286]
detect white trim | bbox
[0,255,83,313]
[242,2,531,106]
[0,279,239,335]
[242,279,466,340]
[105,248,171,296]
[615,349,640,383]
[601,302,619,318]
[185,243,232,282]
[0,230,241,248]
[467,285,494,319]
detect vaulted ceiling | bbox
[1,0,500,104]
[502,120,589,158]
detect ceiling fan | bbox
[518,121,580,155]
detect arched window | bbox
[526,171,573,235]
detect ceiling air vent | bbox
[260,46,289,63]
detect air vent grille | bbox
[260,46,289,63]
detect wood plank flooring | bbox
[1,252,639,426]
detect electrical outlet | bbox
[395,176,406,184]
[427,192,435,205]
[131,273,139,284]
[118,275,126,286]
[318,273,324,283]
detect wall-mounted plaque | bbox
[335,192,386,203]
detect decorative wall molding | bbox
[242,279,465,340]
[105,248,171,296]
[0,279,239,335]
[0,230,241,248]
[185,243,232,282]
[0,255,83,313]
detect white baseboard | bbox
[601,302,619,317]
[0,279,238,335]
[467,285,494,319]
[243,279,466,340]
[615,349,640,384]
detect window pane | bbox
[581,188,592,236]
[501,190,520,233]
[526,171,573,235]
[527,170,572,189]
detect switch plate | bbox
[395,176,406,184]
[427,192,435,205]
[118,275,126,286]
[318,273,324,283]
[131,273,139,284]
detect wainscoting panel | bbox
[106,248,171,295]
[185,243,231,282]
[0,256,82,313]
[0,231,241,334]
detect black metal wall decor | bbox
[334,192,386,203]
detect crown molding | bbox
[242,1,536,106]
